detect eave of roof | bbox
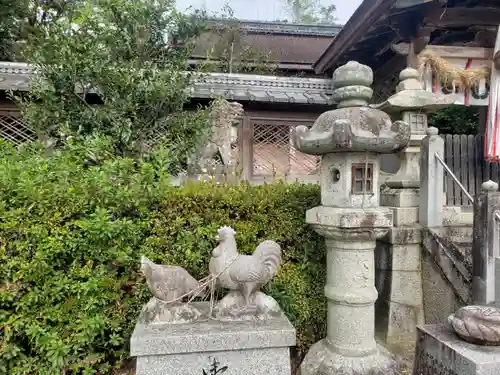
[312,0,398,74]
[0,62,334,105]
[313,0,500,74]
[209,19,343,37]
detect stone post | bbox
[495,256,500,307]
[293,61,411,375]
[373,68,453,355]
[472,180,500,305]
[419,127,445,228]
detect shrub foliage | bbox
[15,0,211,164]
[0,139,326,375]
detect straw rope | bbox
[152,254,241,316]
[417,49,490,90]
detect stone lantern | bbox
[292,61,411,375]
[372,67,454,188]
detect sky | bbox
[178,0,363,24]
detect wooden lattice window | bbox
[0,111,36,146]
[409,113,427,132]
[351,163,374,194]
[251,120,319,176]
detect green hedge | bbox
[0,139,326,375]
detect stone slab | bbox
[380,227,421,245]
[380,188,420,208]
[305,206,393,228]
[377,242,421,271]
[131,302,296,375]
[438,225,473,245]
[392,207,418,226]
[386,300,424,359]
[413,324,500,375]
[389,271,424,305]
[136,347,291,375]
[443,206,474,226]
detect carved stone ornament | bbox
[188,98,243,170]
[448,305,500,345]
[140,256,206,324]
[208,226,283,321]
[292,61,411,156]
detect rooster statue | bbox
[140,256,205,324]
[209,226,283,320]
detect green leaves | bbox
[13,0,211,165]
[282,0,337,24]
[428,105,480,135]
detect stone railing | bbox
[419,127,474,228]
[471,180,500,305]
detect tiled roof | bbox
[0,62,334,105]
[194,20,341,66]
[193,32,334,64]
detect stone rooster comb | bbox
[217,226,236,235]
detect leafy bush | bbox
[15,0,211,164]
[428,105,479,135]
[0,139,326,375]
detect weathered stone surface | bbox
[380,227,422,245]
[392,207,419,226]
[298,61,404,375]
[292,61,410,157]
[414,324,500,375]
[209,226,283,320]
[378,243,422,272]
[372,68,454,189]
[443,206,474,226]
[141,298,203,325]
[496,258,500,308]
[306,206,392,232]
[131,302,295,375]
[301,340,399,375]
[378,185,424,361]
[380,188,420,208]
[140,256,204,324]
[188,98,242,169]
[472,181,500,305]
[419,127,445,228]
[439,225,473,245]
[373,68,455,114]
[293,110,410,155]
[319,152,382,208]
[421,250,464,324]
[135,348,291,375]
[448,305,500,346]
[421,226,474,329]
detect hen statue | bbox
[140,256,204,324]
[209,226,283,320]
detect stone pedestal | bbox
[378,188,424,359]
[300,208,398,374]
[131,302,296,375]
[413,324,500,375]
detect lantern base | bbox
[300,339,399,375]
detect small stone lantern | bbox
[372,67,454,188]
[293,61,411,375]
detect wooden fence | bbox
[442,134,500,206]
